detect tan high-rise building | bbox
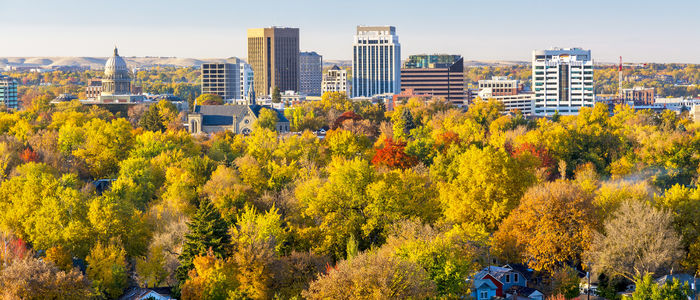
[247,27,299,97]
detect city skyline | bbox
[1,0,699,63]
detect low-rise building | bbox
[622,87,654,105]
[478,76,522,96]
[477,76,534,116]
[400,54,466,106]
[86,78,102,100]
[322,65,348,95]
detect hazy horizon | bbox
[1,0,699,64]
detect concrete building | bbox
[352,26,401,98]
[400,54,466,105]
[247,27,300,97]
[202,61,240,101]
[622,86,655,105]
[478,76,534,115]
[322,65,348,95]
[86,78,102,100]
[0,75,18,109]
[299,52,322,96]
[532,48,594,116]
[478,76,522,96]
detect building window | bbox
[505,274,510,283]
[480,291,488,299]
[514,273,519,282]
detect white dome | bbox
[104,47,128,75]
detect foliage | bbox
[585,201,683,281]
[196,94,224,105]
[254,107,279,131]
[371,138,418,169]
[493,180,597,273]
[303,249,436,299]
[0,255,92,299]
[86,240,129,299]
[631,273,692,300]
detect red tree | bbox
[20,148,39,163]
[512,143,556,180]
[371,138,418,169]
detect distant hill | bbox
[0,57,239,69]
[0,57,534,70]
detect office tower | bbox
[322,65,348,95]
[201,62,240,101]
[478,76,534,116]
[352,26,400,98]
[240,62,254,99]
[299,52,322,96]
[532,48,594,116]
[247,27,300,97]
[400,54,466,105]
[0,75,18,109]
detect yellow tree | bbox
[493,180,597,273]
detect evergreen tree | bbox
[271,87,281,103]
[392,107,416,140]
[139,104,166,132]
[176,199,231,284]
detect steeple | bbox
[247,83,256,105]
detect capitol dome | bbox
[104,47,128,76]
[101,47,131,95]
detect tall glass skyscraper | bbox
[0,75,18,109]
[352,26,400,98]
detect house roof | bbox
[656,274,699,287]
[503,263,534,280]
[475,266,514,283]
[474,279,498,290]
[119,287,173,300]
[505,285,543,297]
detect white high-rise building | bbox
[299,52,322,96]
[322,65,348,95]
[352,26,400,98]
[532,48,594,116]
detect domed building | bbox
[101,47,131,96]
[98,47,142,103]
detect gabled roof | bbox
[503,263,534,280]
[475,266,513,283]
[656,273,699,287]
[474,278,498,290]
[505,285,543,297]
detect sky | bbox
[1,0,699,63]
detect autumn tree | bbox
[391,106,416,141]
[303,249,436,299]
[371,138,418,169]
[0,256,92,299]
[86,240,130,299]
[585,201,683,281]
[493,180,597,273]
[439,145,537,231]
[195,93,224,105]
[254,107,279,131]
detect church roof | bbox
[194,104,288,127]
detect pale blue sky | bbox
[1,0,698,63]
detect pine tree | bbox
[271,87,281,103]
[139,104,166,132]
[392,107,416,140]
[176,199,231,284]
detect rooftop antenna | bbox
[618,56,623,100]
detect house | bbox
[471,265,531,299]
[505,286,545,300]
[655,273,699,298]
[119,287,174,300]
[188,104,290,135]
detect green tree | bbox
[176,200,231,284]
[271,87,281,103]
[391,107,416,141]
[631,273,692,300]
